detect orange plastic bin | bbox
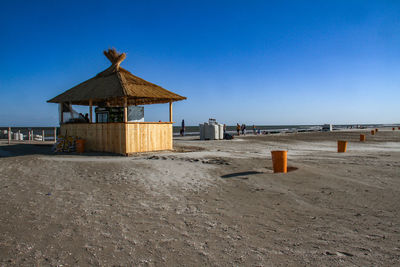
[337,140,347,153]
[371,130,375,135]
[271,150,287,173]
[76,139,85,153]
[360,134,366,142]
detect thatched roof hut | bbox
[47,49,186,155]
[47,49,186,106]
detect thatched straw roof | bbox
[47,49,186,106]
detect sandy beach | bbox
[0,128,399,266]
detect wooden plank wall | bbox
[60,122,172,154]
[60,123,126,154]
[126,123,173,153]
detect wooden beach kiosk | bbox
[47,49,186,155]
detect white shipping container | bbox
[199,124,205,140]
[200,120,225,140]
[12,133,24,140]
[218,124,224,139]
[210,124,219,140]
[204,123,210,140]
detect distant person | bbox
[241,124,246,135]
[236,123,241,135]
[84,113,90,123]
[180,119,185,136]
[223,124,226,134]
[253,125,256,135]
[79,113,85,122]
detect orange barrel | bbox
[337,140,347,153]
[271,150,287,173]
[371,130,375,135]
[360,134,366,142]
[375,128,378,132]
[76,139,85,153]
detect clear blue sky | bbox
[0,0,399,126]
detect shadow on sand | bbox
[221,171,264,179]
[221,167,299,179]
[0,143,120,158]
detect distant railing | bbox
[0,127,57,144]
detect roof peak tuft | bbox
[103,48,126,69]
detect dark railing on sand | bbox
[0,127,58,144]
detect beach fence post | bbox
[42,130,45,141]
[54,127,57,143]
[8,127,11,144]
[18,130,21,141]
[271,150,287,173]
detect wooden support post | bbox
[89,99,93,123]
[8,127,11,144]
[60,103,64,124]
[54,127,57,143]
[123,96,128,123]
[169,102,173,122]
[28,130,30,141]
[42,130,45,141]
[18,130,21,141]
